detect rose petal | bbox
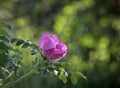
[39,33,67,61]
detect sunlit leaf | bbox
[59,67,65,72]
[58,73,67,84]
[70,72,78,85]
[0,83,3,87]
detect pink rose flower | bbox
[39,33,67,61]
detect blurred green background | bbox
[0,0,120,88]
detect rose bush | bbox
[39,33,67,61]
[0,21,86,88]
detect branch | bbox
[2,71,34,88]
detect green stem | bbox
[2,71,34,88]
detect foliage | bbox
[0,22,86,88]
[0,0,120,88]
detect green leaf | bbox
[1,67,10,77]
[0,49,6,54]
[22,43,30,48]
[59,67,65,72]
[79,72,87,80]
[70,72,78,85]
[0,21,11,30]
[0,42,9,50]
[30,44,38,48]
[11,38,19,43]
[0,83,3,87]
[0,53,9,66]
[0,36,9,42]
[74,72,86,80]
[58,73,67,84]
[70,72,87,85]
[16,40,25,46]
[58,67,67,84]
[0,29,9,37]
